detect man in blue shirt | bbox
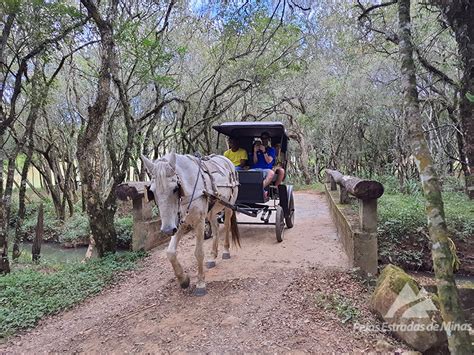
[251,132,276,187]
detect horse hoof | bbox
[206,261,216,269]
[194,287,207,297]
[180,276,190,289]
[222,252,231,260]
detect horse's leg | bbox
[206,209,220,269]
[222,207,232,259]
[194,217,207,296]
[166,228,190,289]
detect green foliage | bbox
[11,198,134,249]
[314,291,360,323]
[114,17,176,87]
[115,216,133,249]
[0,252,144,338]
[466,92,474,103]
[60,213,90,244]
[361,173,422,196]
[11,201,62,242]
[2,0,21,13]
[176,46,188,56]
[378,189,474,270]
[294,182,325,192]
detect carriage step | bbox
[203,190,259,217]
[235,206,259,217]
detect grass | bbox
[0,252,145,338]
[320,173,473,272]
[377,190,474,271]
[294,182,325,192]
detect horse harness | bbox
[167,154,239,227]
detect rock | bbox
[221,315,240,327]
[375,339,395,352]
[371,264,447,352]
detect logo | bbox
[385,283,438,319]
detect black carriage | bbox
[212,121,295,242]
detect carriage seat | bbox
[236,170,267,203]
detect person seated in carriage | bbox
[250,132,275,188]
[223,137,248,170]
[272,142,285,187]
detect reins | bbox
[174,153,205,226]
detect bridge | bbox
[116,169,385,276]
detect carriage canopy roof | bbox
[212,121,289,139]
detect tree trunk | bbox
[398,1,472,352]
[0,199,9,274]
[82,234,96,262]
[32,203,44,262]
[12,150,32,260]
[298,133,312,185]
[447,106,470,185]
[87,191,117,256]
[13,64,42,259]
[77,0,118,256]
[433,0,474,198]
[0,135,9,274]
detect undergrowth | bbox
[377,190,474,271]
[0,252,145,338]
[8,199,134,249]
[314,291,360,324]
[294,182,324,192]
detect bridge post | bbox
[131,197,153,251]
[116,182,168,251]
[325,169,384,276]
[359,198,377,233]
[355,198,378,275]
[325,170,338,191]
[339,186,349,204]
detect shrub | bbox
[377,190,474,271]
[15,201,62,242]
[115,216,133,249]
[59,213,90,244]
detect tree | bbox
[76,0,119,256]
[397,0,472,352]
[430,1,474,199]
[0,0,88,273]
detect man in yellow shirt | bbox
[224,137,248,170]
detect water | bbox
[24,243,89,263]
[20,243,129,263]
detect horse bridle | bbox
[150,155,204,228]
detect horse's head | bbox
[141,153,181,236]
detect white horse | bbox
[141,152,240,296]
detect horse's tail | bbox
[230,210,240,248]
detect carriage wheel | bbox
[285,191,295,228]
[275,205,285,243]
[204,219,212,240]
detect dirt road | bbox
[1,191,404,353]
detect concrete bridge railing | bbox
[324,169,384,276]
[116,182,170,251]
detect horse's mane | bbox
[154,160,172,191]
